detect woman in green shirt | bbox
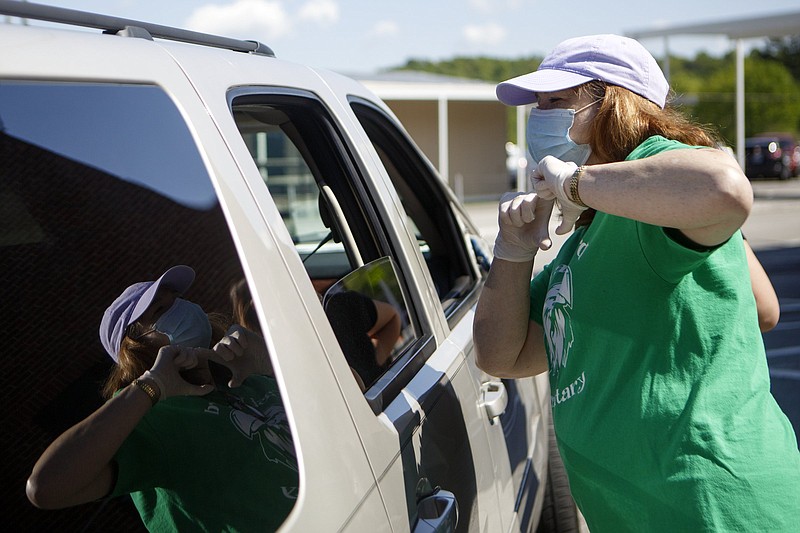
[475,34,799,532]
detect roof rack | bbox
[0,0,275,57]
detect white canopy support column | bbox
[736,39,745,169]
[438,96,449,184]
[516,105,527,191]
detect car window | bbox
[0,81,296,531]
[229,90,428,411]
[349,99,484,324]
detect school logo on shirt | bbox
[543,264,575,377]
[225,391,298,473]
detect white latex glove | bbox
[146,344,215,399]
[493,191,554,262]
[531,156,588,235]
[212,324,273,388]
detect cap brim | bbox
[130,265,195,324]
[496,69,595,105]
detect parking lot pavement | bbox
[757,246,800,440]
[743,179,800,251]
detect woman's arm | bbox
[474,259,549,377]
[27,345,214,509]
[474,193,552,378]
[369,300,402,366]
[744,239,780,332]
[26,384,153,509]
[572,149,753,246]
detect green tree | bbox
[692,55,800,145]
[388,49,800,144]
[392,56,542,83]
[753,36,800,82]
[670,52,728,95]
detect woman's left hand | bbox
[532,156,587,234]
[211,325,274,387]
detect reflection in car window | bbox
[2,81,296,530]
[0,82,216,209]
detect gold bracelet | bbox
[569,165,588,207]
[132,378,160,406]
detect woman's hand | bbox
[531,156,587,235]
[493,191,555,262]
[148,344,216,399]
[211,325,273,387]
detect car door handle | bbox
[479,380,508,423]
[413,489,458,533]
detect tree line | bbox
[391,36,800,146]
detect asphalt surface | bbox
[464,177,800,444]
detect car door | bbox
[1,28,396,532]
[225,90,498,531]
[171,37,555,533]
[187,63,508,529]
[168,40,532,529]
[346,94,552,533]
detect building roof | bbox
[355,70,499,101]
[627,10,800,40]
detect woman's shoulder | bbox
[626,135,703,161]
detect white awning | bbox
[627,10,800,169]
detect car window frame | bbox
[348,97,484,326]
[226,86,440,414]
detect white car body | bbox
[1,4,572,532]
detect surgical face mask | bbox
[154,298,212,349]
[526,101,598,165]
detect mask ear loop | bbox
[574,99,603,115]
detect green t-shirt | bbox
[111,375,298,532]
[530,136,800,532]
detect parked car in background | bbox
[1,2,582,532]
[745,134,800,180]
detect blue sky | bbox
[19,0,800,75]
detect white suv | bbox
[1,2,578,531]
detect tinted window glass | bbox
[0,81,294,531]
[230,93,419,398]
[350,100,480,318]
[0,82,216,209]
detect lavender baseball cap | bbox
[496,34,669,109]
[99,265,195,362]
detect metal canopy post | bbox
[438,96,449,184]
[736,39,746,169]
[516,105,527,192]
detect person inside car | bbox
[26,265,298,532]
[474,34,800,532]
[324,289,402,389]
[231,276,401,391]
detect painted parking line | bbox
[767,346,800,358]
[770,369,800,380]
